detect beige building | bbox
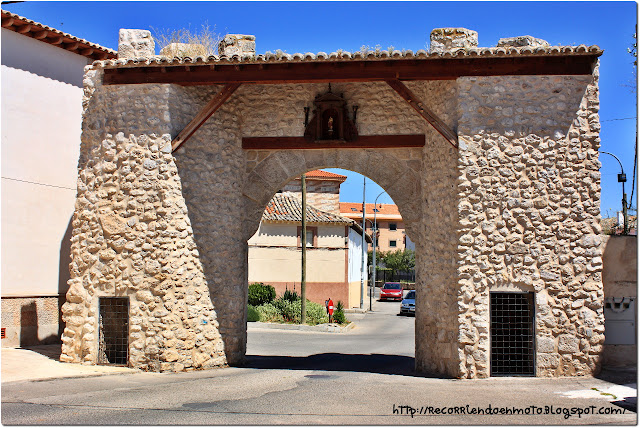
[340,203,408,252]
[0,11,116,347]
[248,193,369,308]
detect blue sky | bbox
[4,1,636,213]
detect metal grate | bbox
[98,297,129,365]
[490,292,535,376]
[1,328,5,339]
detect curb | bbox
[248,321,355,333]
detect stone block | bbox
[118,29,155,59]
[537,335,556,353]
[430,28,478,53]
[558,334,580,354]
[219,34,256,57]
[497,36,550,48]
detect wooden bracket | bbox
[385,79,458,149]
[171,83,241,152]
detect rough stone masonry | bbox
[61,27,603,378]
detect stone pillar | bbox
[429,28,478,53]
[118,29,155,59]
[218,34,256,58]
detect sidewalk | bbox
[1,344,135,384]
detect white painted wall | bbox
[348,227,367,283]
[1,28,89,297]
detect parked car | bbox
[380,282,403,301]
[400,290,415,316]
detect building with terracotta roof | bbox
[281,170,347,215]
[1,10,116,348]
[340,202,412,252]
[248,192,370,308]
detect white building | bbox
[1,10,115,347]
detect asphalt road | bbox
[2,298,636,425]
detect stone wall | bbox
[456,71,602,377]
[60,69,227,371]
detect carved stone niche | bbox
[304,89,358,142]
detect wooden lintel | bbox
[242,135,425,150]
[103,55,599,86]
[172,83,241,152]
[385,79,458,149]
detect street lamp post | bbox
[600,151,629,234]
[371,191,385,307]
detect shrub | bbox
[247,305,260,322]
[255,303,284,323]
[332,301,347,324]
[305,300,329,325]
[248,283,276,306]
[273,297,301,323]
[152,22,221,57]
[282,289,299,302]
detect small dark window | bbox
[351,208,358,212]
[490,292,535,376]
[98,297,129,366]
[389,240,397,247]
[373,208,379,212]
[389,223,397,231]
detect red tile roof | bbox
[340,202,401,216]
[264,193,352,224]
[300,170,347,181]
[1,10,116,60]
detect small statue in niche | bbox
[304,86,358,142]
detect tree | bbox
[381,249,415,275]
[367,249,383,267]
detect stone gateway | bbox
[61,28,604,378]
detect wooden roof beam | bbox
[172,83,241,152]
[385,79,458,149]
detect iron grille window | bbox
[98,297,129,365]
[490,292,535,376]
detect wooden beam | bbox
[172,83,241,152]
[102,55,600,86]
[385,79,458,149]
[242,135,425,150]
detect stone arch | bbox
[241,148,425,244]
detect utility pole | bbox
[301,173,307,324]
[360,176,366,310]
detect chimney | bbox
[118,29,155,59]
[429,28,478,54]
[218,34,256,58]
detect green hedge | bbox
[248,282,276,306]
[247,304,260,322]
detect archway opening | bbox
[244,167,420,376]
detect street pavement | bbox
[1,296,637,425]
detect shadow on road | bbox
[241,353,444,378]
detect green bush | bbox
[282,289,299,302]
[305,300,329,325]
[255,303,284,323]
[247,305,260,322]
[332,301,347,324]
[273,297,301,322]
[248,282,276,306]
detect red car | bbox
[380,282,403,301]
